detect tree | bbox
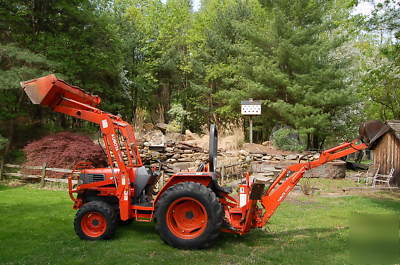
[0,43,55,170]
[186,0,357,148]
[1,0,125,121]
[117,0,193,123]
[358,0,400,120]
[0,0,390,154]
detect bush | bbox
[166,120,181,133]
[272,128,305,152]
[22,132,107,176]
[167,103,191,132]
[0,134,8,151]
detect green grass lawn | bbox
[0,184,399,265]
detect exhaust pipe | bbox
[359,120,391,149]
[209,124,218,173]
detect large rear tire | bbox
[155,182,223,249]
[74,201,117,240]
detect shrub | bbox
[22,132,107,176]
[0,134,8,151]
[166,120,181,133]
[272,128,305,152]
[167,103,191,132]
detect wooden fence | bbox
[1,161,251,187]
[1,163,77,186]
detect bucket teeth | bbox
[359,120,391,149]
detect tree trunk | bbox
[33,106,43,128]
[306,133,311,150]
[311,134,323,151]
[60,115,67,129]
[132,84,138,124]
[0,124,12,180]
[0,89,24,179]
[159,81,170,123]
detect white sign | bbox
[241,101,261,115]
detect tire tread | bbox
[155,182,223,249]
[74,201,117,240]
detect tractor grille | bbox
[80,173,105,184]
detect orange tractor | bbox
[21,75,389,249]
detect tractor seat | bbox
[133,166,158,198]
[211,178,233,194]
[195,164,232,193]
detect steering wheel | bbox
[196,162,205,172]
[209,124,218,173]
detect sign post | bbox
[240,99,261,144]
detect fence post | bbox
[0,161,4,181]
[40,163,47,187]
[221,166,225,185]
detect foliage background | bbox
[0,0,399,160]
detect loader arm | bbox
[21,74,142,220]
[258,140,368,227]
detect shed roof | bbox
[387,120,400,134]
[383,120,400,143]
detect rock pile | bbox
[139,142,208,168]
[137,140,327,174]
[135,130,344,179]
[235,150,321,162]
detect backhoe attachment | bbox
[359,120,391,149]
[221,121,391,234]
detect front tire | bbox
[74,201,117,240]
[155,182,223,249]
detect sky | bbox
[353,1,376,16]
[164,0,379,15]
[192,0,200,11]
[192,0,379,14]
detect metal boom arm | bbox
[21,74,143,220]
[259,140,368,226]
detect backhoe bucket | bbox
[359,120,391,149]
[20,74,100,107]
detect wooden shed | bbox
[372,120,400,186]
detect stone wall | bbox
[138,140,346,179]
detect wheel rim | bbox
[81,212,107,237]
[166,197,208,239]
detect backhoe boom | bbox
[259,140,368,226]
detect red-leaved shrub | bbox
[22,132,107,177]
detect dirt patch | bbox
[242,143,294,155]
[319,192,353,198]
[1,179,26,187]
[286,197,319,205]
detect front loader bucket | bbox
[20,74,100,107]
[359,120,392,149]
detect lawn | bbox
[0,183,399,265]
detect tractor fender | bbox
[154,172,214,204]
